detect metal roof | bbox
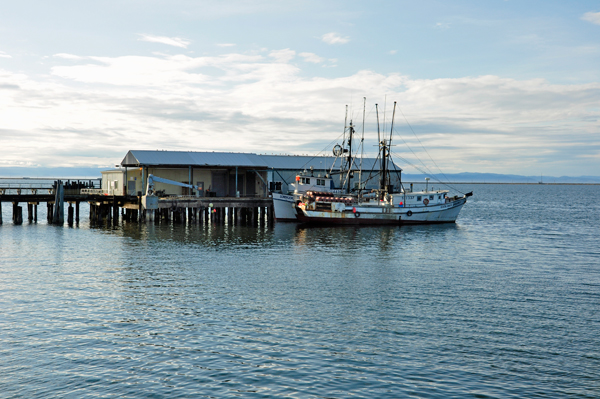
[122,150,268,168]
[121,150,401,172]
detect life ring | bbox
[423,198,429,205]
[354,211,360,218]
[406,210,412,217]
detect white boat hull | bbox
[272,192,299,222]
[296,197,467,225]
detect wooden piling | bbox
[13,203,23,225]
[267,204,274,226]
[0,201,2,225]
[52,181,64,225]
[67,203,74,226]
[113,203,119,224]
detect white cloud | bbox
[0,51,11,58]
[269,49,295,63]
[53,53,83,60]
[388,50,397,55]
[582,11,600,25]
[299,52,324,63]
[321,32,350,45]
[216,43,236,47]
[0,50,599,175]
[138,34,191,48]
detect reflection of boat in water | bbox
[295,101,472,225]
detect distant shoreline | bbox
[404,182,600,185]
[1,177,598,186]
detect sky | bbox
[0,0,599,176]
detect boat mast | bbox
[388,102,397,194]
[359,97,365,195]
[341,105,348,189]
[376,104,382,192]
[346,121,354,194]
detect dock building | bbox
[1,150,400,226]
[104,150,398,198]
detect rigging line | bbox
[386,153,404,189]
[297,132,345,172]
[361,151,385,187]
[390,124,437,178]
[397,106,453,184]
[359,97,366,191]
[390,150,466,194]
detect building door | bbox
[246,172,255,197]
[211,171,227,197]
[127,180,136,195]
[182,181,190,196]
[228,174,244,196]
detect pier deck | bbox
[0,184,274,226]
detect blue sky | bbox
[0,0,599,176]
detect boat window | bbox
[417,196,421,201]
[316,179,325,186]
[438,195,441,200]
[301,178,311,184]
[429,195,434,200]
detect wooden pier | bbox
[0,182,274,227]
[88,195,274,226]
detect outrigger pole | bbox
[359,97,365,195]
[346,121,354,194]
[376,104,381,193]
[341,105,348,190]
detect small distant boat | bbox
[294,101,472,225]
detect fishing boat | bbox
[294,101,472,225]
[272,168,342,221]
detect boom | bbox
[146,174,198,196]
[142,174,200,210]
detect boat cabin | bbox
[391,190,449,207]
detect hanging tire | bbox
[407,210,412,217]
[354,211,360,218]
[423,198,429,205]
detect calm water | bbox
[1,184,599,398]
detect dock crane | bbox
[142,174,200,210]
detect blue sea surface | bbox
[1,184,599,398]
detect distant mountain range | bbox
[0,167,108,179]
[1,167,599,184]
[402,172,600,184]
